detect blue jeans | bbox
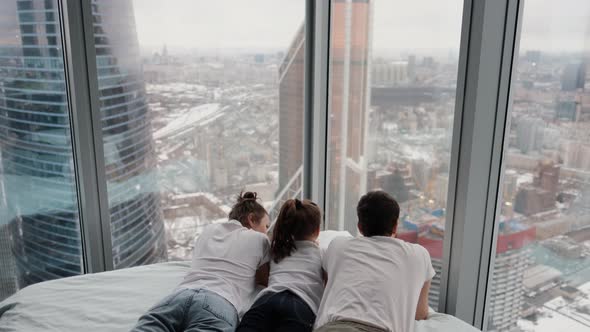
[236,291,316,332]
[130,288,238,332]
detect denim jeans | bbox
[236,290,316,332]
[130,288,238,332]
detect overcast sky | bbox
[132,0,590,55]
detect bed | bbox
[0,233,481,332]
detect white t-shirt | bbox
[314,236,436,332]
[178,220,270,316]
[255,240,324,314]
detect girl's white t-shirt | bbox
[315,236,436,332]
[178,220,270,316]
[255,240,324,314]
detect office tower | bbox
[326,0,372,232]
[92,0,167,268]
[0,0,166,297]
[408,222,535,327]
[278,25,305,198]
[0,0,84,290]
[514,161,559,216]
[516,116,545,154]
[278,1,372,230]
[0,223,17,301]
[555,99,577,121]
[534,161,559,194]
[524,50,541,63]
[561,63,585,91]
[487,225,536,332]
[371,61,408,87]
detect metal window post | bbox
[60,0,113,273]
[304,0,331,222]
[443,0,521,326]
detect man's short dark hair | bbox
[357,191,400,237]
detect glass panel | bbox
[0,0,83,301]
[325,0,464,308]
[488,1,590,331]
[90,0,305,265]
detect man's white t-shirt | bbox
[314,236,436,332]
[178,220,270,316]
[255,240,324,314]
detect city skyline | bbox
[1,0,590,330]
[132,0,589,53]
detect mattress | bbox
[0,261,479,332]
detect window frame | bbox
[57,0,527,329]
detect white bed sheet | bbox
[0,252,479,332]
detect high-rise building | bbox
[486,225,536,332]
[278,25,305,196]
[514,161,559,216]
[400,221,535,329]
[0,0,84,290]
[561,63,586,91]
[0,0,166,298]
[278,0,372,233]
[91,0,167,268]
[371,61,408,87]
[516,116,545,154]
[524,50,541,63]
[326,0,372,232]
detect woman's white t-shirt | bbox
[255,240,324,314]
[314,236,436,332]
[178,220,270,316]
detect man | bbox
[315,191,434,332]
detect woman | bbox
[131,192,270,332]
[237,198,323,332]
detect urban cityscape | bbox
[1,1,590,332]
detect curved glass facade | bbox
[91,0,167,268]
[0,0,167,301]
[0,0,82,300]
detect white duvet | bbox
[0,235,480,332]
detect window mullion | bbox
[60,0,113,273]
[305,0,331,223]
[444,0,520,326]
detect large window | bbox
[325,0,464,308]
[0,0,83,301]
[90,0,305,265]
[488,1,590,331]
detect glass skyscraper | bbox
[92,0,167,268]
[0,0,165,301]
[0,0,83,293]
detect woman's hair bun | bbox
[238,191,258,203]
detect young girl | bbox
[236,198,323,332]
[131,192,271,332]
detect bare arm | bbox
[415,281,431,321]
[255,262,270,287]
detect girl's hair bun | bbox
[238,191,258,203]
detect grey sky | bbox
[132,0,590,54]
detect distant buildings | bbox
[516,116,546,154]
[514,161,559,216]
[371,61,408,86]
[561,63,586,92]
